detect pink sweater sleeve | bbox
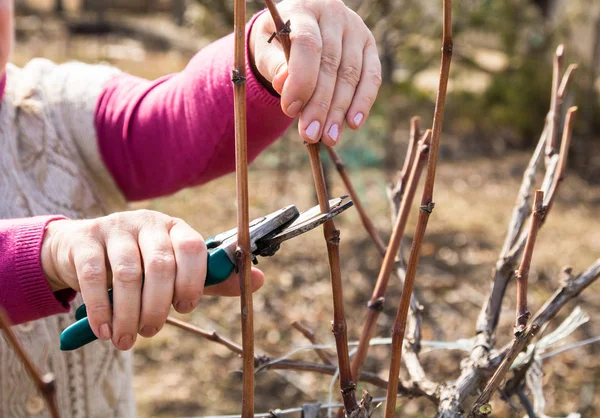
[0,216,76,325]
[95,13,293,201]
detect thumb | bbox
[203,267,265,297]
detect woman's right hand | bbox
[41,210,264,351]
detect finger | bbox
[322,29,365,145]
[137,224,177,339]
[106,232,143,350]
[298,9,345,145]
[73,238,112,342]
[203,268,265,297]
[280,14,323,118]
[347,37,382,130]
[169,219,207,314]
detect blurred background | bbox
[12,0,600,416]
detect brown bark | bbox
[384,0,453,415]
[232,0,254,414]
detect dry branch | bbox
[326,146,387,256]
[351,130,431,383]
[231,0,254,413]
[470,324,541,417]
[469,190,545,416]
[166,317,245,357]
[0,308,60,418]
[384,0,453,414]
[291,320,335,366]
[515,190,545,331]
[388,116,422,219]
[545,44,564,161]
[544,106,577,215]
[263,1,358,413]
[439,51,580,417]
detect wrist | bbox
[41,220,68,292]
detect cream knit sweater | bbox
[1,59,136,417]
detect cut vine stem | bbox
[231,0,254,414]
[0,308,60,418]
[383,0,453,416]
[263,0,359,414]
[350,129,431,383]
[515,190,544,331]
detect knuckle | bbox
[79,261,105,283]
[112,263,142,284]
[369,68,383,89]
[361,94,375,108]
[339,63,362,86]
[146,252,176,275]
[86,302,111,317]
[176,235,206,255]
[296,32,322,55]
[313,99,330,112]
[320,52,340,76]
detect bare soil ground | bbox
[132,154,600,418]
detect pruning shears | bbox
[59,196,353,351]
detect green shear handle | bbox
[59,246,234,351]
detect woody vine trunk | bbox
[262,0,359,414]
[232,0,254,415]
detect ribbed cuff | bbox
[245,10,284,109]
[0,71,6,103]
[13,216,76,319]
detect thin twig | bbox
[470,324,541,418]
[263,2,359,413]
[292,320,336,366]
[166,317,244,357]
[0,308,60,418]
[544,106,577,215]
[515,190,545,331]
[326,146,387,256]
[384,0,453,415]
[388,116,422,220]
[232,0,254,413]
[351,130,431,382]
[558,64,578,100]
[260,359,437,403]
[545,44,564,162]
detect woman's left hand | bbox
[249,0,382,147]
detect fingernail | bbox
[328,124,340,142]
[140,326,158,337]
[117,334,134,350]
[353,112,364,127]
[99,323,112,340]
[287,100,303,116]
[305,121,320,141]
[175,300,194,313]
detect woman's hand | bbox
[41,210,264,351]
[249,0,381,147]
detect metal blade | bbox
[210,205,299,264]
[255,196,353,257]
